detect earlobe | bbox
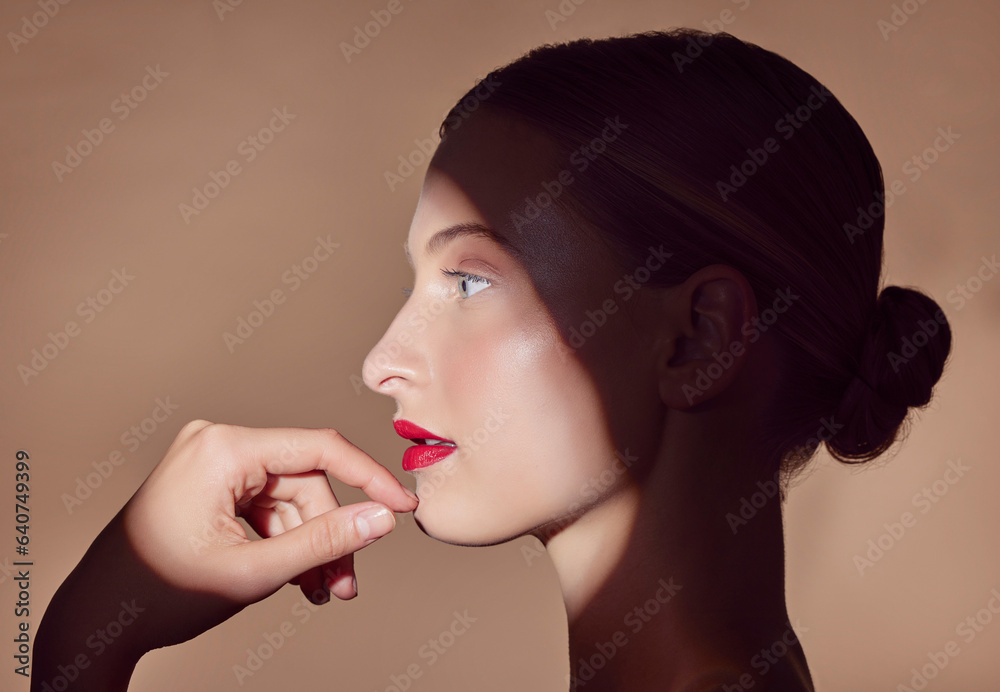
[655,265,757,409]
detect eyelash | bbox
[440,267,487,283]
[400,268,490,297]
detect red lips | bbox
[393,419,458,471]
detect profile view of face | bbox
[362,109,666,546]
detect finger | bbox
[254,471,342,516]
[323,554,356,601]
[238,500,294,538]
[229,501,397,600]
[238,501,319,593]
[238,480,341,604]
[224,426,411,602]
[220,425,418,513]
[250,472,358,602]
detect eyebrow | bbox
[404,221,516,267]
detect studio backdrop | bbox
[1,0,998,690]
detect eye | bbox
[441,268,491,298]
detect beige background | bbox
[1,0,998,690]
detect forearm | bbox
[32,514,145,691]
[33,582,143,692]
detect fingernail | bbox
[355,506,395,542]
[352,575,358,597]
[404,487,419,503]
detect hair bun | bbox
[827,285,952,463]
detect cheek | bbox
[519,344,620,517]
[434,308,546,454]
[440,306,619,515]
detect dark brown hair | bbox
[439,29,951,480]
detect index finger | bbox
[218,424,418,513]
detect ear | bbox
[654,264,757,410]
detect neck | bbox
[539,411,812,691]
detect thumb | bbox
[234,502,398,597]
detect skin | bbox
[363,108,815,691]
[32,422,418,691]
[33,108,813,691]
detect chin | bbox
[409,488,533,548]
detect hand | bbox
[34,420,417,687]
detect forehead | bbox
[407,109,615,288]
[430,108,559,209]
[409,109,558,242]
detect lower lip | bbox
[402,444,457,471]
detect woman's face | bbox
[362,110,664,546]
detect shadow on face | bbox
[362,108,668,546]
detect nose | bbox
[361,298,426,396]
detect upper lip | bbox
[393,419,457,445]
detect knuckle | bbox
[310,518,348,562]
[178,418,213,438]
[191,420,235,450]
[175,422,243,470]
[316,427,344,445]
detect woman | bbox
[34,29,951,691]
